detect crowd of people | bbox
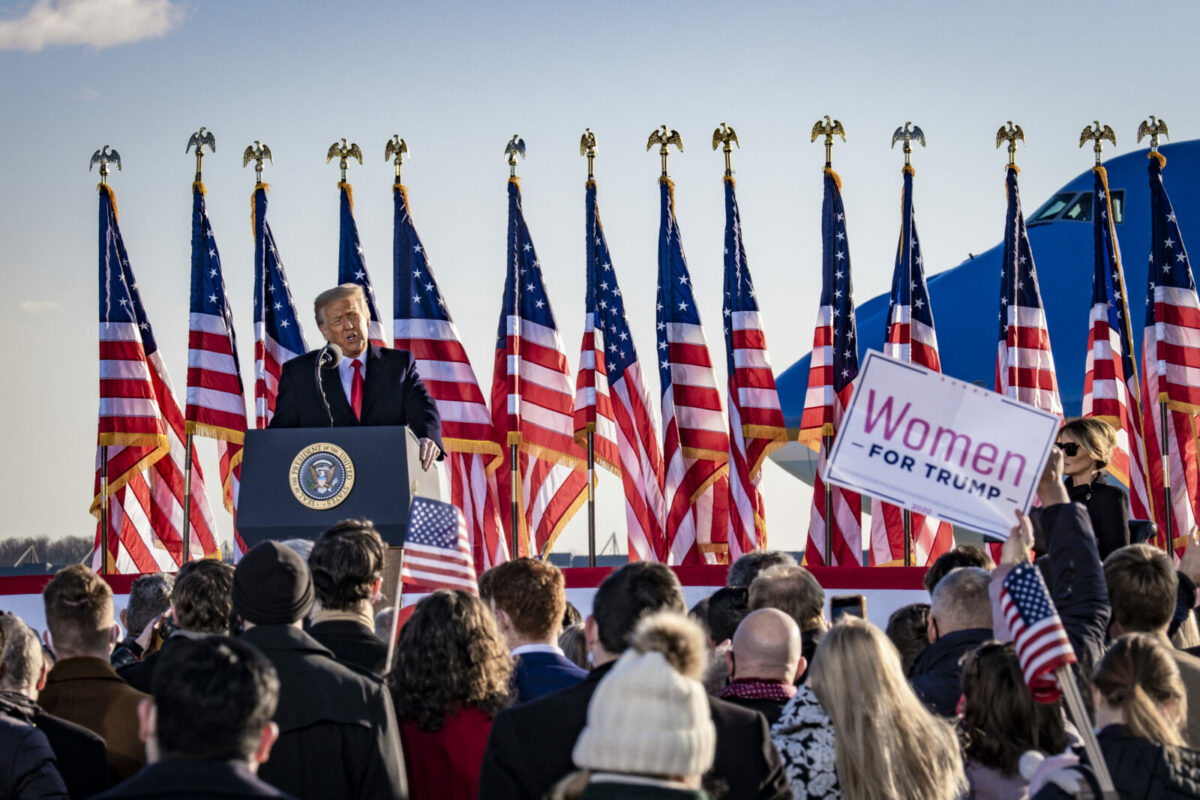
[1,434,1200,797]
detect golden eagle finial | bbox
[811,116,846,167]
[385,136,409,180]
[580,128,597,179]
[711,123,739,176]
[994,121,1025,167]
[1079,121,1116,165]
[505,134,526,177]
[891,121,926,166]
[647,125,683,176]
[88,145,122,184]
[186,127,216,182]
[1137,116,1169,153]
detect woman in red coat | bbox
[387,590,514,800]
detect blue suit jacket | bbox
[511,651,587,705]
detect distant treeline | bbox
[0,536,92,568]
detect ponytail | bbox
[1093,634,1185,748]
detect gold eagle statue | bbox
[326,138,363,165]
[242,141,273,169]
[647,125,683,153]
[186,127,216,155]
[579,128,596,157]
[1137,116,1169,152]
[810,116,846,144]
[89,145,122,173]
[385,136,409,163]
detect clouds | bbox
[0,0,183,52]
[19,300,62,314]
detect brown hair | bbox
[43,565,113,655]
[748,565,825,631]
[1103,544,1177,634]
[923,546,994,593]
[387,590,513,732]
[558,624,589,671]
[313,283,366,325]
[885,603,931,676]
[309,519,385,611]
[1059,417,1117,469]
[172,559,235,634]
[478,558,566,641]
[959,642,1067,774]
[1093,633,1186,747]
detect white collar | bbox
[511,643,564,657]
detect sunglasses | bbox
[1055,442,1081,456]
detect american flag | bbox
[252,183,307,431]
[996,164,1062,415]
[490,178,588,558]
[93,184,219,573]
[337,182,387,347]
[574,179,668,562]
[392,181,508,571]
[998,562,1077,703]
[721,176,786,560]
[798,168,862,567]
[401,497,478,594]
[1141,151,1200,555]
[1082,166,1152,522]
[185,180,247,553]
[869,165,954,566]
[656,177,730,566]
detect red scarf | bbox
[718,678,796,703]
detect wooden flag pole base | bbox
[1055,665,1117,797]
[384,546,407,675]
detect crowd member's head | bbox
[479,558,567,649]
[172,559,235,635]
[122,573,174,638]
[43,565,118,659]
[929,567,992,642]
[959,642,1067,776]
[1092,633,1186,747]
[809,619,967,800]
[558,624,589,671]
[886,603,932,675]
[1104,544,1176,637]
[143,636,280,769]
[748,565,826,633]
[587,563,685,665]
[1057,417,1117,485]
[923,546,994,594]
[387,589,513,732]
[308,519,385,614]
[0,615,44,698]
[727,608,803,684]
[231,541,314,629]
[562,601,582,629]
[726,550,797,588]
[314,283,370,360]
[705,586,750,645]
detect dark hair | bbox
[1104,545,1177,634]
[387,590,513,732]
[959,642,1067,773]
[309,519,385,612]
[923,546,994,593]
[172,560,234,634]
[43,565,113,654]
[592,563,685,655]
[562,601,582,629]
[727,551,797,588]
[152,636,279,761]
[885,603,931,676]
[125,573,174,636]
[478,558,566,641]
[706,587,750,644]
[748,566,825,631]
[1093,633,1186,746]
[558,623,589,671]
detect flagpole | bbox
[1160,398,1173,547]
[385,546,406,673]
[1055,665,1118,796]
[582,129,598,567]
[99,449,109,576]
[506,135,525,559]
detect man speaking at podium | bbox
[269,284,443,471]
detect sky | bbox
[1,0,1199,559]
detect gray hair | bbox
[931,567,993,633]
[0,615,42,693]
[727,550,798,588]
[126,572,175,636]
[314,284,367,325]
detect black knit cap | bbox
[232,541,314,625]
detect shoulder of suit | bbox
[709,693,769,728]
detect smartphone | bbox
[830,594,867,622]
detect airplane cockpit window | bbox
[1062,193,1093,222]
[1029,190,1124,225]
[1029,192,1076,224]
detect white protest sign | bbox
[825,351,1059,541]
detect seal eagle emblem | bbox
[289,443,356,510]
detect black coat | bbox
[307,619,388,677]
[1066,474,1130,560]
[238,624,407,800]
[93,759,296,799]
[719,696,788,727]
[0,714,68,799]
[0,691,108,800]
[269,344,443,452]
[478,661,790,800]
[1039,502,1111,681]
[1031,726,1200,800]
[908,627,993,718]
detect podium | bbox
[237,426,440,548]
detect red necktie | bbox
[350,359,363,420]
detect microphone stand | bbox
[315,342,341,427]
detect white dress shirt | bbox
[337,350,368,405]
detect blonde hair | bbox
[313,283,366,325]
[1059,417,1118,470]
[1093,633,1186,747]
[809,619,967,800]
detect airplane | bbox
[770,139,1200,484]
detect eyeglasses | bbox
[1055,442,1081,456]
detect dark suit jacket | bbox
[307,619,388,676]
[511,650,587,705]
[478,661,790,800]
[39,656,148,782]
[1066,474,1130,560]
[0,690,109,799]
[269,344,443,451]
[93,759,296,799]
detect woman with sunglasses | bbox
[1056,417,1130,559]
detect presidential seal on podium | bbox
[289,442,356,510]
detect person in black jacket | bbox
[307,520,389,676]
[909,566,993,717]
[478,562,790,800]
[716,609,802,726]
[1057,417,1131,560]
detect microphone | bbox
[314,342,344,427]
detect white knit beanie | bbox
[572,649,716,779]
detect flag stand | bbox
[99,446,109,576]
[181,434,193,564]
[1160,398,1173,548]
[1055,665,1117,797]
[384,546,406,674]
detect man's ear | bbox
[927,616,937,645]
[136,698,156,745]
[370,576,384,605]
[36,657,47,692]
[793,655,808,683]
[584,615,599,650]
[254,722,280,766]
[724,648,735,679]
[119,609,128,629]
[109,623,121,652]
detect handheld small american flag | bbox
[490,178,588,558]
[870,166,954,566]
[393,182,508,571]
[721,176,786,560]
[252,184,307,430]
[337,182,387,347]
[999,562,1077,702]
[401,497,478,594]
[1141,151,1200,554]
[656,177,730,566]
[1082,166,1153,522]
[574,179,668,562]
[798,168,863,567]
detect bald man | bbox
[717,608,803,725]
